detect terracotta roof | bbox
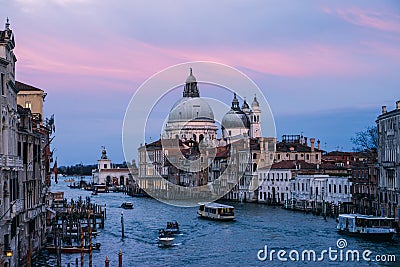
[16,81,44,92]
[276,142,323,153]
[215,145,230,158]
[319,162,349,171]
[271,160,316,170]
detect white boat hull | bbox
[158,237,174,246]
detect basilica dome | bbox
[221,93,250,129]
[222,109,250,129]
[168,97,214,123]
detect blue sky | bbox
[1,0,399,165]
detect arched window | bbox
[192,134,197,141]
[120,176,124,186]
[253,163,257,172]
[199,134,204,142]
[253,153,257,159]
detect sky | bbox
[1,0,400,165]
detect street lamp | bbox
[5,249,13,257]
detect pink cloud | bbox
[360,40,400,59]
[323,7,400,33]
[13,32,377,94]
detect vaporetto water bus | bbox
[197,203,235,221]
[336,214,397,241]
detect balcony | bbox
[25,205,43,221]
[212,166,220,172]
[0,154,23,170]
[12,199,24,214]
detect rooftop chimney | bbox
[310,138,315,152]
[382,106,387,114]
[317,139,321,150]
[396,101,400,110]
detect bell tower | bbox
[251,95,261,138]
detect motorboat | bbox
[120,202,133,209]
[158,230,174,246]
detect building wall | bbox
[258,168,292,204]
[290,174,352,206]
[377,102,400,218]
[1,21,52,266]
[16,90,44,117]
[0,21,20,267]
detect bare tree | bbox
[351,126,378,152]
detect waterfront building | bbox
[258,160,315,205]
[92,148,134,187]
[350,162,379,215]
[1,19,54,266]
[290,174,352,212]
[0,18,20,267]
[137,69,275,201]
[376,101,400,218]
[322,150,379,215]
[275,135,323,164]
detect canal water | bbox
[39,178,399,266]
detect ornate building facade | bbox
[1,19,53,267]
[138,69,276,202]
[377,101,400,218]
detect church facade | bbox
[138,69,276,202]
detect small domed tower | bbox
[98,147,111,170]
[221,93,250,142]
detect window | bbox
[25,101,32,109]
[345,185,347,194]
[278,154,281,160]
[1,73,4,95]
[253,153,257,159]
[339,185,342,194]
[329,184,331,193]
[316,154,319,160]
[306,154,309,160]
[104,164,108,169]
[334,185,336,193]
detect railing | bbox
[12,199,24,214]
[0,154,23,169]
[26,205,43,221]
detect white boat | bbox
[120,202,133,209]
[337,214,396,241]
[158,234,174,246]
[198,203,235,221]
